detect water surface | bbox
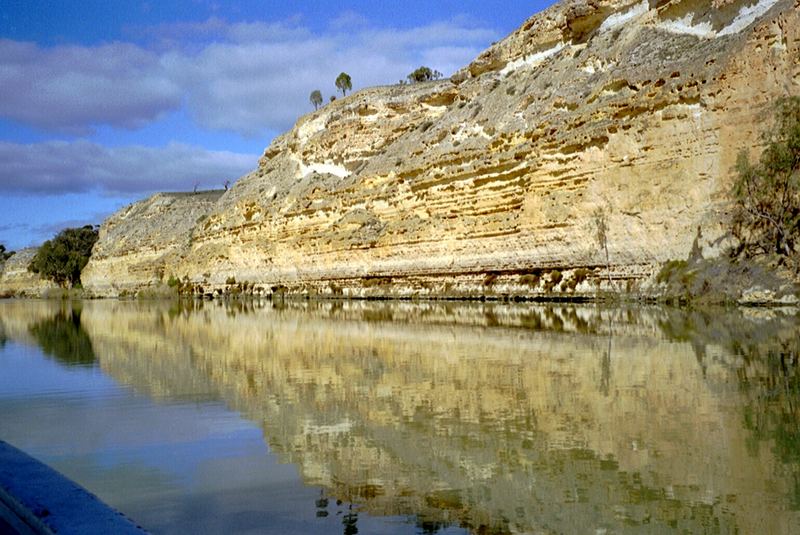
[0,299,798,534]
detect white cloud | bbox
[0,140,257,195]
[171,18,496,135]
[0,39,182,134]
[0,16,498,137]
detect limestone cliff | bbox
[0,248,57,297]
[86,191,223,296]
[82,0,800,298]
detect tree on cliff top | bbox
[732,96,800,267]
[28,225,99,288]
[407,66,443,83]
[335,72,352,97]
[309,89,323,110]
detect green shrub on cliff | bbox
[543,270,562,292]
[407,66,443,83]
[28,225,99,288]
[0,244,14,262]
[732,96,800,267]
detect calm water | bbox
[0,300,799,534]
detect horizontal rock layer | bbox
[0,248,57,297]
[81,0,800,298]
[84,191,223,296]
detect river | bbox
[0,299,798,534]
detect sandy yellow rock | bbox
[81,0,800,298]
[0,248,58,297]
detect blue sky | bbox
[0,1,554,251]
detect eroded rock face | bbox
[83,0,800,298]
[82,191,224,296]
[0,248,57,297]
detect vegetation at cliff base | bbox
[732,96,800,268]
[28,225,99,288]
[655,97,800,304]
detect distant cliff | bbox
[0,248,57,297]
[71,0,800,299]
[84,191,224,296]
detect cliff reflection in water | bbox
[6,299,800,534]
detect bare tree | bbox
[592,207,613,288]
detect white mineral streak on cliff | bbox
[499,41,569,75]
[659,13,717,36]
[719,0,782,35]
[659,0,782,37]
[77,0,800,298]
[299,161,351,179]
[599,0,649,32]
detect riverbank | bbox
[2,249,798,307]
